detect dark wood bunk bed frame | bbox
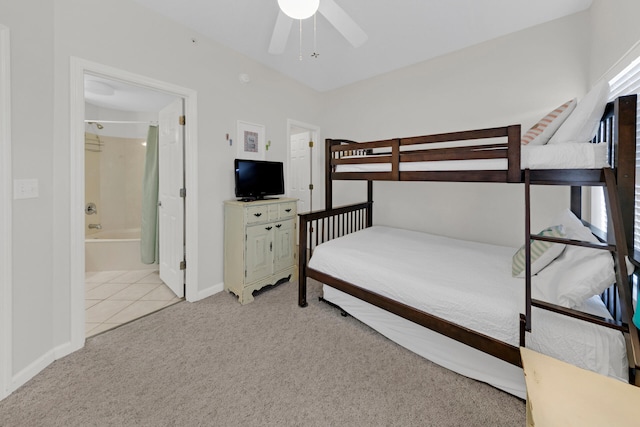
[298,94,640,385]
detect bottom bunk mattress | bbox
[307,225,628,398]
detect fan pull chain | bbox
[299,19,303,61]
[311,14,319,58]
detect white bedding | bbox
[334,142,608,172]
[308,225,628,397]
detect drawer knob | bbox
[254,212,262,217]
[285,208,292,212]
[265,226,272,231]
[275,224,282,228]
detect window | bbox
[592,56,640,259]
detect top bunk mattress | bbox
[334,142,608,172]
[307,225,627,381]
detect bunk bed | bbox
[297,93,640,399]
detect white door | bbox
[158,98,185,297]
[289,131,312,214]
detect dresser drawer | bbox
[279,202,296,219]
[246,205,269,224]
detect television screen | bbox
[234,159,285,200]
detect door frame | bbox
[286,119,320,212]
[0,25,12,400]
[70,58,199,350]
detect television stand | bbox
[223,197,298,304]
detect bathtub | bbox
[85,228,157,272]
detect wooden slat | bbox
[531,235,617,251]
[526,169,605,185]
[400,170,509,182]
[532,299,626,332]
[401,147,507,162]
[399,125,512,145]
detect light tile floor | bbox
[85,269,182,337]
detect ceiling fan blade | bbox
[318,0,368,48]
[268,10,294,54]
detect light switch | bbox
[13,179,39,199]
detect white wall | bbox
[589,0,640,85]
[1,2,56,380]
[84,134,146,234]
[320,12,590,247]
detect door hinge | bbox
[180,260,186,270]
[308,140,314,148]
[308,184,314,190]
[180,188,186,198]
[179,115,186,126]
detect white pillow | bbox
[512,225,566,277]
[521,99,576,146]
[533,209,615,308]
[548,81,610,144]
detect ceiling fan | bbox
[268,0,368,55]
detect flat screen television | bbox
[234,159,285,201]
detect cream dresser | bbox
[224,197,297,304]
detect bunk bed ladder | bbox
[602,168,640,384]
[524,168,640,384]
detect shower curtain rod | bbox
[85,119,158,125]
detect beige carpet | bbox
[0,280,525,426]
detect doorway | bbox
[287,120,320,215]
[70,58,199,349]
[83,78,183,336]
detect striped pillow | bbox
[512,225,566,278]
[521,99,577,146]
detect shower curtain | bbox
[141,125,159,264]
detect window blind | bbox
[593,57,640,255]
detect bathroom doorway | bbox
[83,76,182,336]
[70,58,199,346]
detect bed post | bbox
[298,213,308,307]
[367,181,373,226]
[570,187,582,219]
[325,138,333,210]
[612,95,637,254]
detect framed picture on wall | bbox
[236,120,265,160]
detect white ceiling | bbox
[132,0,593,92]
[84,75,178,112]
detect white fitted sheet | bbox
[334,142,608,172]
[309,226,628,397]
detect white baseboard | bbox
[7,338,83,400]
[10,349,56,396]
[53,339,83,360]
[193,281,224,302]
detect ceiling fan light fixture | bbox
[278,0,319,20]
